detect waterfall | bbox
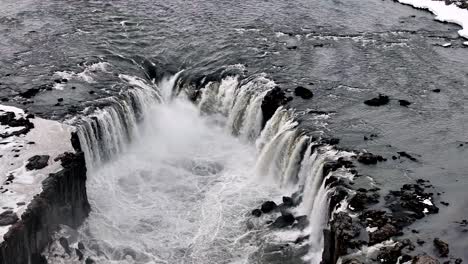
[195,74,355,263]
[75,73,180,168]
[71,70,353,264]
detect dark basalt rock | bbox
[357,152,385,165]
[0,211,19,226]
[432,89,441,93]
[399,99,412,107]
[261,201,278,213]
[26,155,50,170]
[323,157,355,176]
[271,213,295,228]
[294,86,313,99]
[348,190,379,211]
[85,258,96,264]
[413,255,440,264]
[397,151,418,162]
[322,212,360,264]
[369,223,400,245]
[252,209,262,217]
[282,196,294,207]
[364,94,390,106]
[19,88,41,99]
[292,215,309,230]
[375,241,411,264]
[261,87,288,128]
[433,238,449,257]
[322,137,340,145]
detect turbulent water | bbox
[1,0,468,263]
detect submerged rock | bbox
[294,86,313,99]
[433,238,449,257]
[252,209,262,217]
[398,99,412,107]
[261,201,278,213]
[26,155,50,170]
[364,94,390,106]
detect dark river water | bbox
[1,0,467,263]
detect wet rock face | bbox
[25,155,50,170]
[0,211,19,226]
[294,86,313,99]
[261,87,287,127]
[433,238,449,257]
[348,189,379,211]
[322,212,360,264]
[364,94,390,106]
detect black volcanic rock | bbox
[322,212,360,264]
[0,211,19,226]
[398,99,412,107]
[294,86,313,99]
[357,153,384,165]
[19,88,41,99]
[433,238,449,257]
[261,87,287,127]
[397,151,418,162]
[261,201,277,213]
[271,213,295,228]
[364,94,389,106]
[369,223,400,245]
[348,190,379,211]
[26,155,50,170]
[282,196,294,207]
[252,209,262,217]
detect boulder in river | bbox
[294,86,313,99]
[261,201,277,213]
[357,153,385,165]
[364,94,390,106]
[261,87,287,128]
[413,255,440,264]
[251,209,262,217]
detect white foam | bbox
[398,0,468,39]
[0,105,74,242]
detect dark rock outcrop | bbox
[369,223,400,245]
[322,212,360,264]
[261,87,287,128]
[271,213,295,228]
[0,143,90,264]
[294,86,313,99]
[252,209,262,217]
[357,153,385,165]
[261,201,278,213]
[398,99,412,107]
[0,211,19,226]
[364,94,390,106]
[0,111,35,138]
[25,155,50,170]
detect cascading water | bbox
[46,70,353,264]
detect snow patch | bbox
[398,0,468,39]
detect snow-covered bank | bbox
[397,0,468,39]
[0,104,90,263]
